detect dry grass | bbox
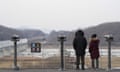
[85,56,120,68]
[0,56,120,69]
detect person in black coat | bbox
[73,30,87,70]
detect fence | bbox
[0,40,120,69]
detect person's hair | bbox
[91,34,97,38]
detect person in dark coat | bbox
[73,30,87,70]
[89,34,100,69]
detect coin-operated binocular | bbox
[58,34,66,71]
[104,34,113,41]
[104,34,114,71]
[11,34,20,41]
[11,34,20,70]
[58,35,66,41]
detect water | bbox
[0,39,120,58]
[18,48,120,58]
[19,48,60,58]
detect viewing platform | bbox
[0,69,120,72]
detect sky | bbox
[0,0,120,33]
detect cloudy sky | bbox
[0,0,120,33]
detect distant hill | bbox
[21,29,46,39]
[1,22,120,46]
[0,25,25,40]
[46,22,120,46]
[0,25,46,41]
[85,22,120,45]
[21,29,46,43]
[46,30,74,44]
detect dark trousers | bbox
[76,55,85,69]
[91,58,99,69]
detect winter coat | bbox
[89,38,100,59]
[73,33,87,56]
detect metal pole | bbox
[108,40,111,70]
[60,40,64,71]
[14,41,17,68]
[14,41,19,70]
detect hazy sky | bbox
[0,0,120,33]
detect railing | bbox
[0,43,120,69]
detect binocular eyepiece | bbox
[104,34,113,41]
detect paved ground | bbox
[0,69,120,72]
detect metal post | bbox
[14,41,17,68]
[60,39,64,71]
[108,40,111,70]
[14,41,19,70]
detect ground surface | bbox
[0,69,120,72]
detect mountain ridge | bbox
[0,25,46,41]
[0,22,120,46]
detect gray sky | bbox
[0,0,120,33]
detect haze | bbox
[0,0,120,33]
